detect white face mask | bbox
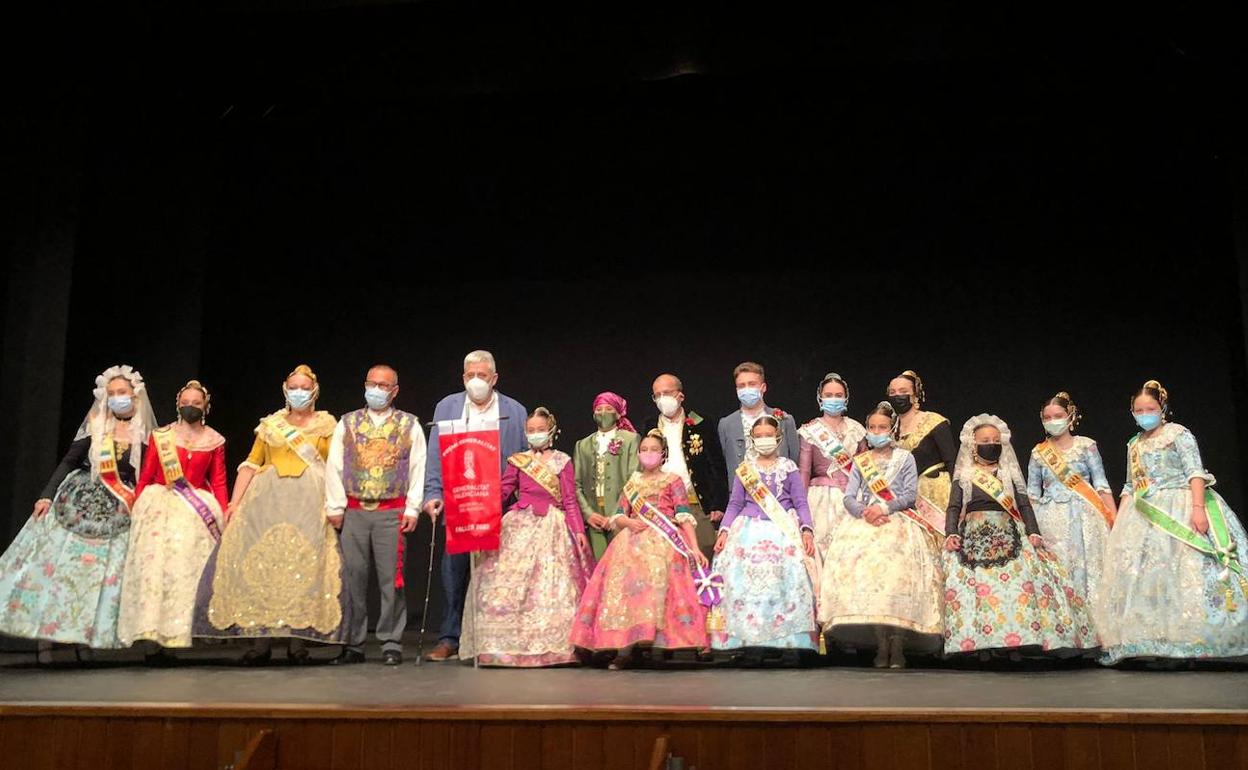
[1042,418,1069,437]
[752,437,779,455]
[655,395,681,418]
[526,431,550,449]
[465,375,492,403]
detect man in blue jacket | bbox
[420,350,527,662]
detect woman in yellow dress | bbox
[887,370,958,536]
[192,364,345,664]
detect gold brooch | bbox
[688,434,703,456]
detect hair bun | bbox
[1054,390,1071,401]
[876,400,894,412]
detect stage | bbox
[3,638,1248,769]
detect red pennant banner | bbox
[438,420,502,554]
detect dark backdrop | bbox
[4,4,1248,629]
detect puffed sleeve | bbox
[134,434,161,500]
[208,444,229,511]
[1174,427,1216,485]
[238,434,267,473]
[886,454,918,512]
[559,462,585,535]
[1084,440,1112,494]
[500,459,521,506]
[1026,451,1044,502]
[719,477,747,530]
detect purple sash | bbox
[623,481,722,607]
[171,478,221,543]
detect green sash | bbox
[1135,491,1248,610]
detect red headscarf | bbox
[592,391,636,433]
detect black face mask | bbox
[888,394,914,415]
[976,443,1002,463]
[179,405,204,424]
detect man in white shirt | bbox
[325,364,427,666]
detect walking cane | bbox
[413,511,439,666]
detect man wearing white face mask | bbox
[421,350,528,662]
[325,364,427,665]
[717,361,798,487]
[640,373,726,558]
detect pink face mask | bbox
[639,450,664,470]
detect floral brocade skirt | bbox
[570,526,708,652]
[1033,494,1110,613]
[460,505,592,667]
[820,513,944,652]
[711,516,817,651]
[0,470,130,648]
[942,509,1095,656]
[117,484,222,648]
[1095,488,1248,664]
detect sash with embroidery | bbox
[1128,436,1152,498]
[852,451,941,538]
[507,452,562,505]
[261,412,323,469]
[734,462,822,606]
[1135,491,1248,610]
[154,428,221,543]
[98,433,136,510]
[798,421,854,479]
[622,475,722,607]
[1034,440,1114,527]
[969,467,1025,523]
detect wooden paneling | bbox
[2,714,1247,769]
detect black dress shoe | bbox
[383,650,403,666]
[329,649,366,665]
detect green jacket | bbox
[574,429,641,517]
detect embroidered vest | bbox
[342,408,416,503]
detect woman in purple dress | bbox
[459,407,595,666]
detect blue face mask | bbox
[866,431,891,449]
[286,388,313,409]
[1134,412,1162,431]
[820,397,848,416]
[737,387,763,408]
[365,387,391,411]
[107,395,133,415]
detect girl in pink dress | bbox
[459,408,595,667]
[570,429,709,669]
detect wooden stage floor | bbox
[3,640,1248,769]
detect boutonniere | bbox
[607,438,622,456]
[684,416,695,427]
[688,433,704,456]
[772,408,787,420]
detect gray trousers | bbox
[341,507,407,653]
